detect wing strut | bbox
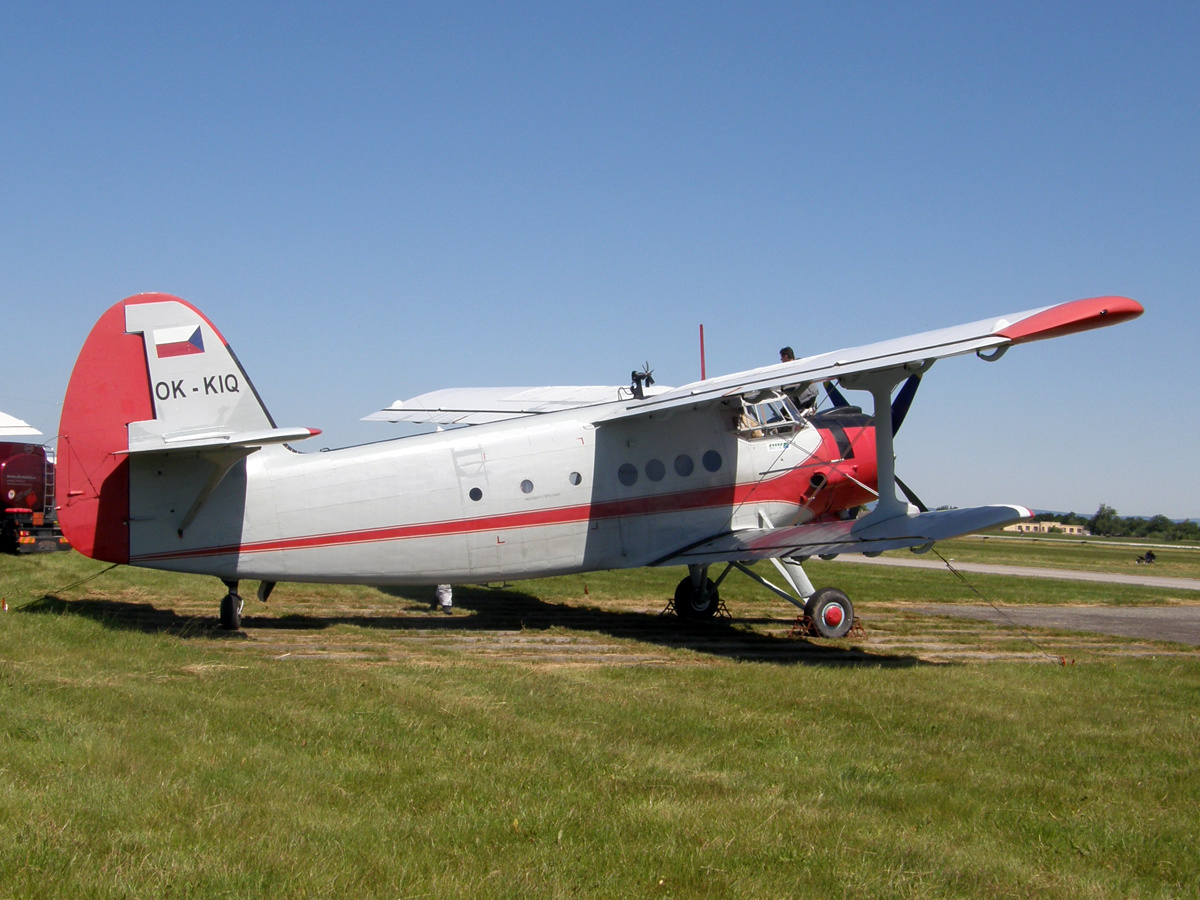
[178,447,256,535]
[838,361,933,526]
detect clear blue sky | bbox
[2,2,1196,517]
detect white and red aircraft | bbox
[56,293,1142,632]
[0,411,42,438]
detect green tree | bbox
[1089,504,1120,536]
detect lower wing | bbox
[658,505,1031,564]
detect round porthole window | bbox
[569,471,582,486]
[703,450,723,472]
[469,487,483,501]
[646,458,665,482]
[617,463,638,486]
[520,479,534,494]
[674,454,694,477]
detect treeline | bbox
[1033,505,1200,542]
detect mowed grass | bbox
[1,551,1198,898]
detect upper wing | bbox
[658,504,1032,565]
[364,385,672,427]
[596,296,1142,422]
[363,296,1141,428]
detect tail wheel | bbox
[805,587,854,639]
[219,592,243,630]
[674,576,720,620]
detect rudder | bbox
[57,294,276,561]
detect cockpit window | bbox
[734,391,804,439]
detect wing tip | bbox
[997,296,1143,345]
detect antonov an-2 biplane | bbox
[57,294,1142,632]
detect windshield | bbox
[734,392,804,439]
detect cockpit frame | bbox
[733,390,807,439]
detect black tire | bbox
[804,587,853,639]
[674,576,720,620]
[0,524,16,555]
[219,593,243,630]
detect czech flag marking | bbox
[153,325,206,358]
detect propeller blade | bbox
[825,381,851,408]
[895,475,929,513]
[890,375,922,434]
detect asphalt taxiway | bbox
[917,604,1200,646]
[836,556,1200,646]
[837,554,1200,592]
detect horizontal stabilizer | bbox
[661,504,1032,565]
[125,425,322,454]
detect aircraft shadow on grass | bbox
[23,586,922,667]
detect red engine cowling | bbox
[804,421,879,520]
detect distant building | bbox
[1002,521,1089,536]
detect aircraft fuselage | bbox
[125,405,877,584]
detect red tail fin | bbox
[56,296,164,562]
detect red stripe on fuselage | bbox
[130,457,846,563]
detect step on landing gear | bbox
[219,579,243,630]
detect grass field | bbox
[2,550,1198,898]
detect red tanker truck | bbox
[1,441,71,553]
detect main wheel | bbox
[804,587,854,639]
[674,576,720,620]
[219,592,243,630]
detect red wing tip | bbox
[998,296,1143,345]
[307,428,323,436]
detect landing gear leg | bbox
[674,564,721,620]
[776,558,855,636]
[771,557,816,603]
[219,578,243,630]
[730,558,856,636]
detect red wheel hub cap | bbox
[823,604,844,627]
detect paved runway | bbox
[831,556,1200,645]
[836,554,1200,592]
[917,604,1200,646]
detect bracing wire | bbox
[931,547,1071,665]
[49,563,122,596]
